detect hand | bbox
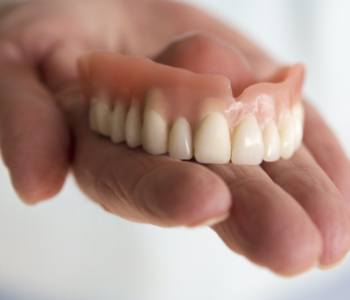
[0,0,349,275]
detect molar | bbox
[231,115,264,165]
[142,90,168,155]
[279,112,296,159]
[263,120,281,162]
[169,118,193,160]
[125,101,142,148]
[111,101,127,143]
[194,112,231,164]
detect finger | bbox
[303,101,350,201]
[156,33,257,95]
[0,48,70,203]
[263,146,350,267]
[130,1,277,78]
[62,88,232,227]
[209,164,321,275]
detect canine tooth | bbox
[111,101,127,143]
[125,102,142,148]
[279,112,296,159]
[89,100,99,132]
[95,100,111,136]
[263,121,281,162]
[142,110,168,155]
[292,104,304,149]
[231,115,264,165]
[169,118,193,160]
[194,112,231,164]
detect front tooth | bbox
[231,115,264,165]
[194,112,231,164]
[169,118,193,160]
[125,101,142,148]
[279,112,296,159]
[142,110,168,155]
[263,120,281,162]
[111,101,127,143]
[94,99,111,136]
[292,104,304,149]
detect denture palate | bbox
[80,53,305,165]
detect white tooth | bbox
[169,118,193,160]
[111,101,127,143]
[142,89,168,155]
[279,112,296,159]
[231,115,264,165]
[125,102,142,148]
[95,100,111,136]
[89,100,99,132]
[292,104,304,149]
[263,120,281,162]
[142,110,168,155]
[194,112,231,164]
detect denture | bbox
[79,52,305,165]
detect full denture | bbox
[79,52,305,165]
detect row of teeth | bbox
[89,97,304,165]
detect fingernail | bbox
[188,212,230,228]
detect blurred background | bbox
[0,0,350,299]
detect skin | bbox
[0,0,349,276]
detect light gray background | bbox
[0,0,349,299]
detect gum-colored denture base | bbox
[80,52,305,165]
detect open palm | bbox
[0,0,349,275]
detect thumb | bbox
[0,55,70,203]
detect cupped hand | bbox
[0,0,349,275]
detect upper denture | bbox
[80,52,305,165]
